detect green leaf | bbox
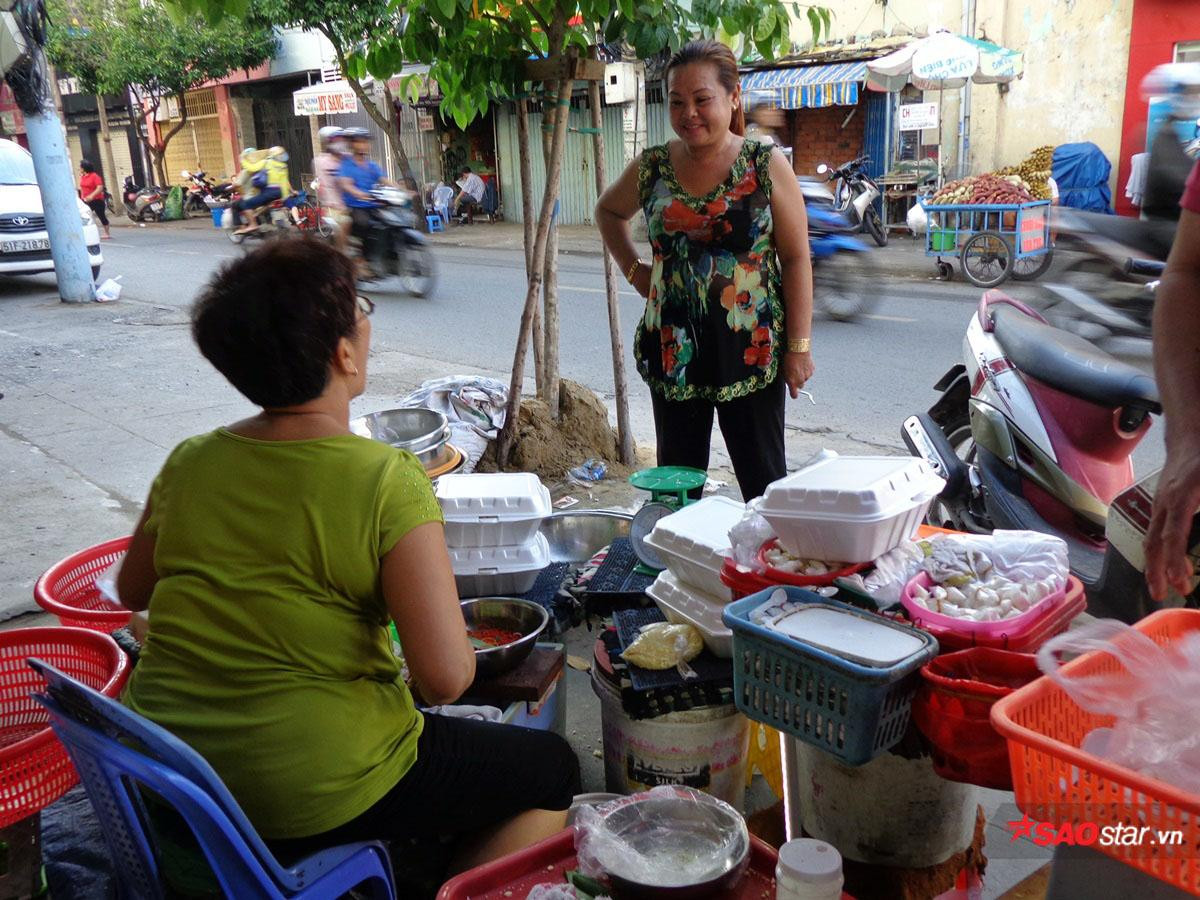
[806,6,819,43]
[436,0,456,20]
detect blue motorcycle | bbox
[804,192,879,321]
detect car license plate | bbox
[1,238,50,253]
[150,201,163,211]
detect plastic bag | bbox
[922,530,1068,586]
[728,500,775,571]
[525,884,579,899]
[163,185,185,220]
[1037,620,1200,794]
[621,623,702,672]
[94,276,123,303]
[94,558,123,605]
[841,538,932,609]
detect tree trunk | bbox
[495,72,574,468]
[587,72,634,465]
[540,81,562,417]
[515,95,544,394]
[94,94,119,199]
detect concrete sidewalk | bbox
[427,219,943,281]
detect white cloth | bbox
[456,172,485,204]
[1125,152,1149,207]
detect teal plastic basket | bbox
[722,587,938,765]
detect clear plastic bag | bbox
[841,539,931,609]
[922,530,1068,586]
[728,501,775,571]
[1037,620,1200,794]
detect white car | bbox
[0,138,103,279]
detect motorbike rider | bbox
[1145,157,1200,603]
[338,128,401,276]
[232,147,292,235]
[314,126,350,251]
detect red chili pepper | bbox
[468,627,522,648]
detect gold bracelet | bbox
[787,337,811,354]
[625,258,643,282]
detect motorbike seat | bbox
[991,306,1160,411]
[1063,209,1176,261]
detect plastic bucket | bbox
[590,666,750,811]
[211,207,224,227]
[931,230,956,252]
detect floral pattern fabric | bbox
[635,139,783,403]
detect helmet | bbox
[268,146,289,162]
[240,147,257,162]
[318,125,344,148]
[342,127,370,141]
[1142,63,1200,120]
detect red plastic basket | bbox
[0,627,130,826]
[34,537,133,632]
[438,827,781,899]
[992,608,1200,893]
[756,538,871,587]
[913,647,1041,790]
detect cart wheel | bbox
[960,232,1011,288]
[1011,246,1054,282]
[936,261,954,281]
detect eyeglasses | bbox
[356,295,375,317]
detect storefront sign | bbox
[417,112,435,131]
[292,86,358,116]
[898,102,939,132]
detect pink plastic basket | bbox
[0,627,130,826]
[900,572,1079,652]
[34,537,133,632]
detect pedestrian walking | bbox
[78,160,111,240]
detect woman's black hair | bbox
[191,237,360,408]
[665,40,745,136]
[79,159,95,173]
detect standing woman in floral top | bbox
[596,40,814,500]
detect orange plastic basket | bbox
[34,537,133,632]
[991,608,1200,893]
[0,627,130,826]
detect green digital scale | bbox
[627,465,708,574]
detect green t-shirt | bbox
[124,429,443,840]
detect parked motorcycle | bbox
[806,202,879,321]
[181,169,236,209]
[899,290,1187,622]
[816,155,887,247]
[122,176,165,222]
[359,186,436,297]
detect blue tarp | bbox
[1052,142,1114,214]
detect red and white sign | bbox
[898,102,939,132]
[292,83,358,117]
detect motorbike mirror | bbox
[816,163,829,175]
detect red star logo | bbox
[1007,813,1036,842]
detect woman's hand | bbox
[631,264,652,299]
[783,350,814,399]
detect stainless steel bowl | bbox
[461,597,549,680]
[350,408,450,466]
[589,788,750,899]
[540,511,632,563]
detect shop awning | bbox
[740,61,868,109]
[292,82,359,116]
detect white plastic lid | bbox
[777,839,843,887]
[436,473,552,522]
[764,605,927,667]
[646,569,729,633]
[449,532,550,575]
[759,453,945,522]
[642,496,746,575]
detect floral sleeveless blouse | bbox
[635,139,783,403]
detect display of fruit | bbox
[928,173,1034,206]
[991,145,1055,200]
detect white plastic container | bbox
[758,454,945,562]
[646,569,732,658]
[776,839,844,900]
[436,472,552,548]
[642,496,746,597]
[450,533,550,597]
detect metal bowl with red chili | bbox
[460,597,549,679]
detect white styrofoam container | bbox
[450,533,550,598]
[646,569,733,658]
[437,472,552,547]
[642,496,746,598]
[758,454,946,563]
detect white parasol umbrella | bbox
[867,31,1023,92]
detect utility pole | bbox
[3,8,95,302]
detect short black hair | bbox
[191,237,360,408]
[80,159,95,173]
[459,167,472,176]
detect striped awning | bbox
[740,61,868,109]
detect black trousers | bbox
[85,198,108,228]
[651,376,786,501]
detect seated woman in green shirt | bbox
[116,237,579,883]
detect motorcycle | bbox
[122,176,165,222]
[816,155,887,247]
[180,169,231,217]
[806,202,879,321]
[899,290,1188,622]
[359,186,436,297]
[221,190,307,244]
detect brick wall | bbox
[787,99,867,178]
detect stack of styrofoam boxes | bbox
[436,473,553,598]
[641,496,747,658]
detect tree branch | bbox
[481,11,542,55]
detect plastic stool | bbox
[426,214,444,232]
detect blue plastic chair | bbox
[28,658,395,900]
